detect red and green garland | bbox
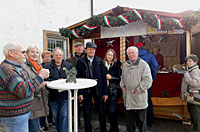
[60,9,200,39]
[155,14,162,30]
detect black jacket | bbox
[105,60,122,85]
[76,54,108,100]
[44,59,73,102]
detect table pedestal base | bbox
[68,89,78,132]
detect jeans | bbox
[1,111,30,132]
[50,100,68,132]
[29,118,39,132]
[39,116,47,128]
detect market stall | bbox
[60,6,200,121]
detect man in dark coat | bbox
[136,42,158,128]
[67,42,85,67]
[44,47,73,132]
[77,42,109,132]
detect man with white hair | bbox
[120,46,152,132]
[44,47,73,132]
[0,42,49,132]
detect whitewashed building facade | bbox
[0,0,96,61]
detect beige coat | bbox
[120,58,153,110]
[22,61,49,119]
[180,65,200,104]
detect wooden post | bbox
[120,37,126,63]
[186,31,191,56]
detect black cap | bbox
[85,42,97,49]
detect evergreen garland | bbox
[59,9,200,39]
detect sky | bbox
[94,0,199,14]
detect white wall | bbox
[0,0,91,61]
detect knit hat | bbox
[136,42,144,47]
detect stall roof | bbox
[66,6,185,30]
[192,22,200,36]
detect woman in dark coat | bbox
[104,49,122,132]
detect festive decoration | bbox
[118,15,130,24]
[63,67,77,83]
[132,9,143,20]
[104,16,112,27]
[155,14,162,30]
[172,18,184,28]
[59,9,200,38]
[82,24,99,30]
[106,40,114,47]
[72,29,80,38]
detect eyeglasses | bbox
[20,50,26,54]
[10,49,26,54]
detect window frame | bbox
[43,30,69,59]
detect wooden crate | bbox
[152,97,190,121]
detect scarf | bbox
[105,61,111,71]
[27,57,42,74]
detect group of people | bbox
[0,40,199,132]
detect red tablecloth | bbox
[151,73,183,97]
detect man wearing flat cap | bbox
[76,42,109,132]
[67,42,85,67]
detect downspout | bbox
[91,0,94,42]
[91,0,94,17]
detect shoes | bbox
[147,125,154,131]
[147,123,154,127]
[40,126,49,132]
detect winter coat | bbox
[106,61,122,85]
[44,59,73,102]
[105,61,122,98]
[76,54,109,100]
[138,49,158,80]
[22,59,49,119]
[68,52,85,67]
[180,65,200,105]
[120,58,153,110]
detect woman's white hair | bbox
[3,42,20,56]
[126,46,138,54]
[26,45,40,54]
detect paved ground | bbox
[0,109,192,132]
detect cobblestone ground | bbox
[0,110,192,132]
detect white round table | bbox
[47,78,97,132]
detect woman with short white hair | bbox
[22,45,49,132]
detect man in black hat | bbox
[76,42,109,132]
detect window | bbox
[47,38,67,58]
[43,30,69,59]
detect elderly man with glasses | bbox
[0,42,49,132]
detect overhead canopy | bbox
[60,6,200,39]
